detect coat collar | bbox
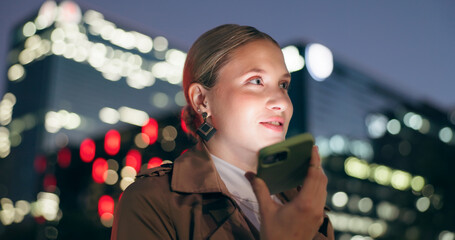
[170,142,231,196]
[170,143,260,239]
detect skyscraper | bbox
[1,1,189,238]
[286,43,455,239]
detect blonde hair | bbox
[182,24,279,139]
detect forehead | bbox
[230,39,282,61]
[221,39,288,75]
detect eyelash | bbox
[248,77,263,85]
[247,76,290,90]
[280,81,290,90]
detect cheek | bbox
[288,99,294,120]
[212,93,258,127]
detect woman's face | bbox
[207,39,293,154]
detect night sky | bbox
[1,0,455,112]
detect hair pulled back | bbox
[181,24,279,139]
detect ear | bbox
[188,83,210,114]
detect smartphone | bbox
[256,133,314,194]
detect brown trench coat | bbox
[111,144,334,240]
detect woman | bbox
[111,24,333,240]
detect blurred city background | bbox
[0,1,454,240]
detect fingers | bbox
[309,145,321,169]
[294,145,327,212]
[310,145,327,187]
[245,172,275,217]
[304,146,327,194]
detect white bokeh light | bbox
[305,43,333,81]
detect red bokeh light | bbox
[57,147,71,168]
[34,216,46,224]
[181,149,189,155]
[34,155,47,173]
[141,118,158,145]
[80,138,96,162]
[147,157,163,169]
[43,174,57,192]
[104,130,121,156]
[180,108,189,133]
[92,158,108,184]
[98,195,114,216]
[119,192,123,201]
[126,149,142,173]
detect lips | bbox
[260,116,284,125]
[265,121,282,126]
[259,117,285,132]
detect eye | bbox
[280,81,290,90]
[247,77,263,85]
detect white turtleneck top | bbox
[210,153,282,231]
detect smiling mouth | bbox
[259,121,284,130]
[263,121,282,126]
[259,117,285,132]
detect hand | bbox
[245,146,328,240]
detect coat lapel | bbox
[170,144,259,239]
[171,143,226,194]
[201,195,259,239]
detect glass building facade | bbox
[287,45,455,239]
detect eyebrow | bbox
[243,68,291,79]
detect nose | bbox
[266,89,292,113]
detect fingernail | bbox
[245,172,255,182]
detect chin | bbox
[258,136,285,149]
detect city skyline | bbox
[0,2,454,239]
[1,0,455,114]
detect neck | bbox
[203,139,258,173]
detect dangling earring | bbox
[196,112,216,141]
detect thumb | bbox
[245,172,275,215]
